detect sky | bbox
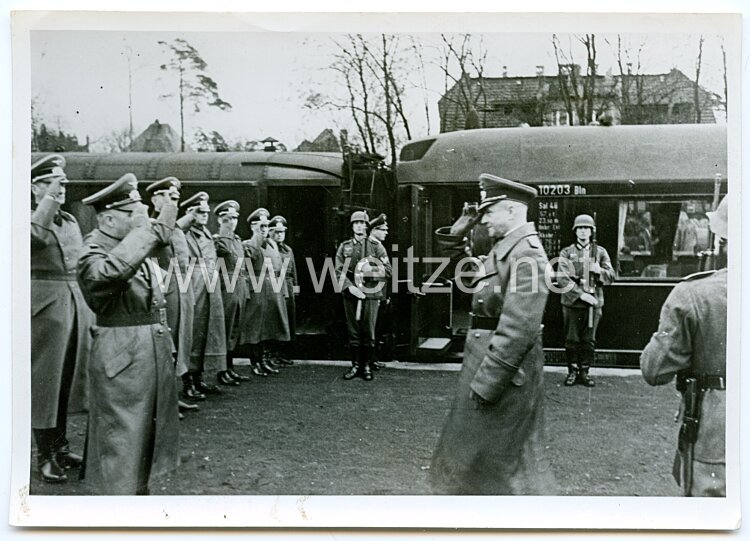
[30,30,730,152]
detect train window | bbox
[617,199,713,279]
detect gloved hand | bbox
[450,202,480,238]
[348,285,366,300]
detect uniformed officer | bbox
[180,192,227,397]
[335,210,392,381]
[430,174,555,494]
[77,173,180,495]
[239,208,290,376]
[145,178,202,416]
[213,200,251,385]
[557,214,615,387]
[30,154,93,483]
[270,215,297,366]
[368,213,394,368]
[640,196,728,497]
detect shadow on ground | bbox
[30,364,681,496]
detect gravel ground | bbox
[30,363,681,496]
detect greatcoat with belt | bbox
[640,268,727,497]
[240,234,290,345]
[31,196,93,428]
[184,224,227,372]
[77,206,180,495]
[214,233,249,351]
[430,222,556,495]
[277,241,298,337]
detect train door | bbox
[395,184,453,359]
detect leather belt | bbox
[698,375,726,390]
[469,314,499,331]
[31,271,77,281]
[97,308,168,328]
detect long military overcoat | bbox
[430,222,556,495]
[185,225,227,372]
[640,268,727,496]
[77,208,180,495]
[214,233,249,351]
[240,234,290,345]
[31,197,93,428]
[277,241,298,337]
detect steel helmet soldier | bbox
[430,174,555,494]
[77,173,180,494]
[335,210,392,381]
[640,196,728,497]
[30,154,93,483]
[179,192,227,398]
[213,200,251,385]
[557,214,615,387]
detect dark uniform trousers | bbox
[342,296,380,349]
[562,306,602,370]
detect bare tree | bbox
[437,34,488,131]
[305,33,415,165]
[720,40,728,119]
[552,34,600,126]
[694,35,704,123]
[606,34,647,124]
[158,38,232,151]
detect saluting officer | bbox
[336,210,391,381]
[640,196,728,497]
[240,208,290,376]
[430,174,555,495]
[30,154,93,483]
[180,192,227,397]
[77,173,180,495]
[557,214,615,387]
[368,213,393,369]
[269,215,297,366]
[213,200,251,385]
[145,178,202,413]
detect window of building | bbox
[617,199,713,279]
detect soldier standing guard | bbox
[77,173,180,495]
[640,196,728,497]
[213,200,251,385]
[336,210,391,381]
[430,174,555,495]
[368,213,393,369]
[240,208,290,376]
[145,178,202,414]
[30,154,93,483]
[557,214,615,387]
[270,215,297,366]
[180,192,227,397]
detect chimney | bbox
[502,66,508,78]
[535,65,544,76]
[626,62,633,75]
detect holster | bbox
[673,376,700,495]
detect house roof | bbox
[129,120,187,152]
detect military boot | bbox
[578,367,595,387]
[578,347,596,387]
[194,372,222,394]
[54,435,83,470]
[343,348,360,380]
[564,347,578,386]
[361,347,374,381]
[182,374,206,401]
[34,429,68,484]
[259,346,280,375]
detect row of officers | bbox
[29,153,392,495]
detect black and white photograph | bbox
[8,7,744,530]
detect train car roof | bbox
[397,124,727,185]
[32,151,345,186]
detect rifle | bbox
[675,376,700,496]
[587,212,598,328]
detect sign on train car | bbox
[395,124,727,367]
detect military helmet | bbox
[350,210,370,223]
[572,214,596,231]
